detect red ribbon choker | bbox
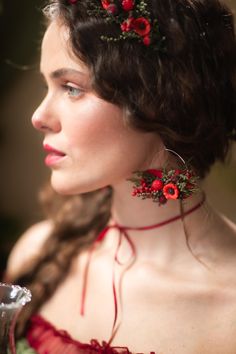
[80,195,205,345]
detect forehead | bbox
[40,21,89,75]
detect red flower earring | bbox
[129,149,199,205]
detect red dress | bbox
[26,314,147,354]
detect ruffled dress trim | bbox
[26,314,132,354]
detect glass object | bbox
[0,283,31,354]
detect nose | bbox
[31,97,61,133]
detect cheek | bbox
[61,98,158,179]
[63,101,126,153]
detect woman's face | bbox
[32,21,160,195]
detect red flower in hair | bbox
[68,0,77,3]
[121,17,134,32]
[132,17,151,37]
[101,0,111,10]
[163,183,179,200]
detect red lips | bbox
[43,144,65,155]
[43,144,66,166]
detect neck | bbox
[110,180,210,264]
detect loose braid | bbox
[11,184,112,337]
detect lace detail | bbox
[26,315,132,354]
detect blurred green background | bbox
[0,0,235,276]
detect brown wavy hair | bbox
[9,0,236,337]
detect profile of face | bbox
[32,20,160,195]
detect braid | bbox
[13,184,112,337]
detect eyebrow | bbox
[49,68,87,79]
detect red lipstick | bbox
[43,144,66,167]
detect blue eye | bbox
[63,84,82,98]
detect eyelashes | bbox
[39,77,85,100]
[62,84,83,98]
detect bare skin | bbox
[7,20,236,354]
[8,188,236,354]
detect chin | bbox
[50,175,79,195]
[50,174,105,196]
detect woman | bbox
[6,0,236,353]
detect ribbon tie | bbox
[80,196,205,345]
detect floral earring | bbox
[129,149,199,205]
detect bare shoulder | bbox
[6,220,53,281]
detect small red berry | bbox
[185,171,193,179]
[143,35,151,46]
[151,179,163,191]
[186,183,194,190]
[174,169,181,175]
[107,4,118,14]
[122,0,134,11]
[159,195,167,204]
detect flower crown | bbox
[68,0,164,48]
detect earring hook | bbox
[165,148,186,166]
